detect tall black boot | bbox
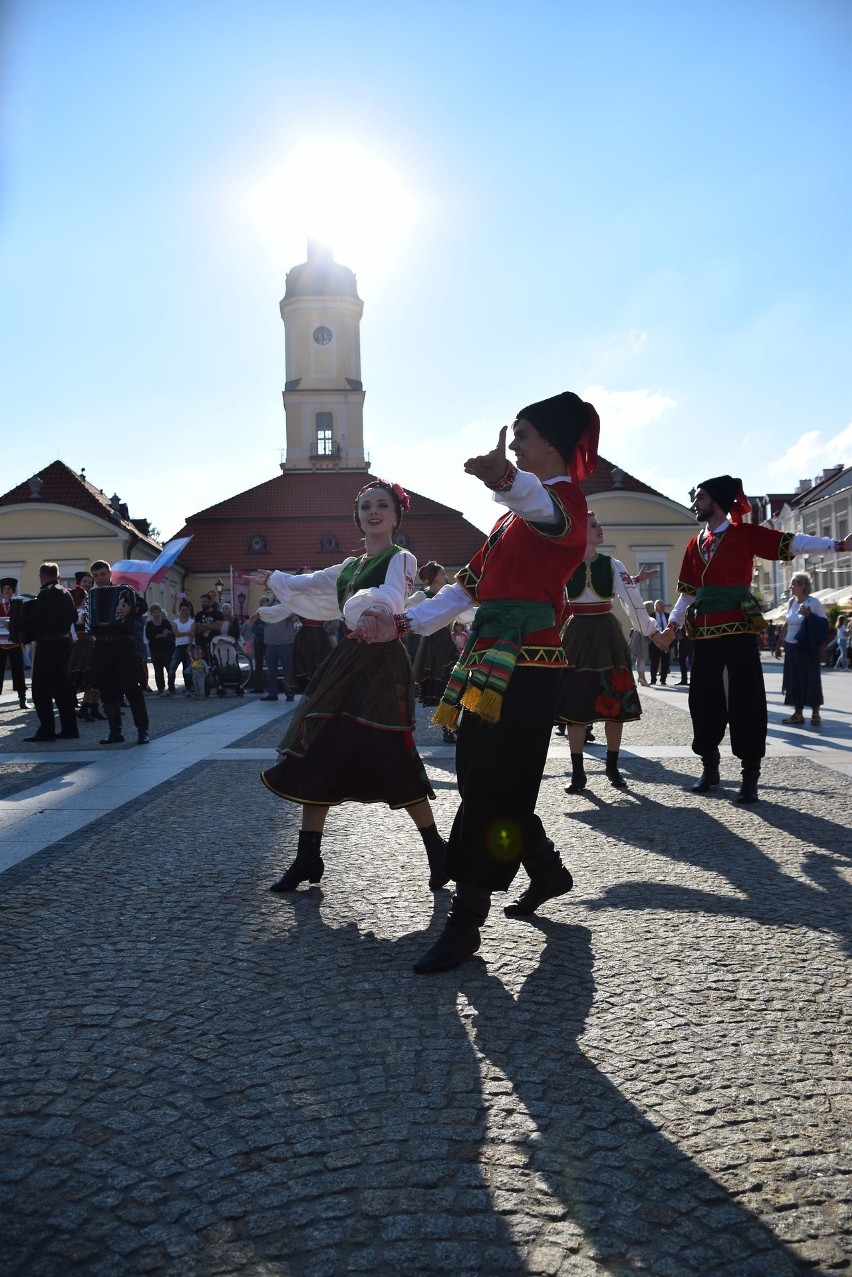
[565,751,587,794]
[413,882,491,974]
[690,751,720,793]
[419,822,450,890]
[735,761,760,805]
[504,832,574,918]
[605,748,627,788]
[270,830,324,892]
[78,704,93,722]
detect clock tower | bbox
[279,239,368,472]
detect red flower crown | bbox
[369,478,411,514]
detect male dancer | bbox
[22,564,78,741]
[89,561,151,745]
[655,475,851,803]
[356,390,597,972]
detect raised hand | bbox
[464,425,510,485]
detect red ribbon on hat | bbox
[569,403,600,482]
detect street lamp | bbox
[215,578,224,603]
[237,590,246,621]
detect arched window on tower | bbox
[314,413,338,458]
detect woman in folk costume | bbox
[255,479,448,894]
[411,563,458,706]
[67,570,104,721]
[0,577,27,708]
[556,512,658,793]
[291,566,334,693]
[354,391,597,973]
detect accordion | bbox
[87,585,138,635]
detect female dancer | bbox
[68,571,104,721]
[411,561,467,743]
[256,479,447,893]
[555,511,657,792]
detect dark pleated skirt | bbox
[293,626,334,692]
[68,634,94,690]
[782,644,824,709]
[554,613,642,725]
[412,626,458,704]
[262,637,434,809]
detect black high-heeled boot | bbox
[78,704,93,722]
[565,752,587,794]
[605,749,627,788]
[419,822,450,890]
[270,830,324,892]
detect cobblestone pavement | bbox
[1,661,850,1275]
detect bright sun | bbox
[243,138,418,279]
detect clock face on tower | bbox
[312,326,333,345]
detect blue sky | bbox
[1,0,850,541]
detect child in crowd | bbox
[189,646,209,700]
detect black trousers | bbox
[92,637,149,731]
[0,646,26,699]
[31,638,77,737]
[648,642,670,683]
[150,646,174,692]
[688,634,766,762]
[446,665,563,892]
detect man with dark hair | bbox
[21,563,79,741]
[357,390,597,972]
[88,561,150,745]
[656,476,852,803]
[193,591,223,665]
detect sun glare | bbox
[243,138,418,279]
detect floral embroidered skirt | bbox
[261,637,434,809]
[554,613,642,725]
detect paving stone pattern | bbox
[1,692,850,1275]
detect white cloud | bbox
[582,385,677,445]
[768,422,852,484]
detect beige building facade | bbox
[0,463,182,603]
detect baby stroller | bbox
[209,635,251,697]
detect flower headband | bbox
[358,478,411,514]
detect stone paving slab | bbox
[2,687,851,1277]
[0,760,74,800]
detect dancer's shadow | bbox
[460,918,804,1274]
[568,787,852,956]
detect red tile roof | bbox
[169,470,488,573]
[0,460,162,551]
[579,455,671,499]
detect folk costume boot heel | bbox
[413,882,491,974]
[565,752,587,795]
[605,749,628,789]
[504,834,574,918]
[270,831,324,893]
[735,761,760,805]
[691,752,720,793]
[419,823,451,890]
